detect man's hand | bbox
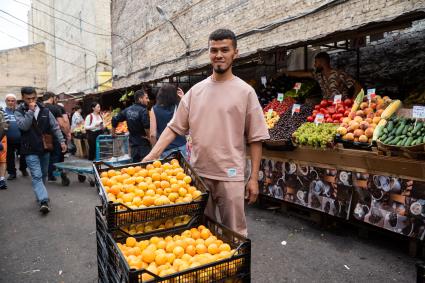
[142,153,160,163]
[28,102,36,111]
[245,178,259,204]
[60,142,67,153]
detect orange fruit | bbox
[160,181,170,189]
[126,237,137,248]
[219,243,231,252]
[101,172,108,178]
[176,172,186,180]
[157,240,167,250]
[200,229,211,240]
[146,164,154,170]
[155,252,168,266]
[139,169,148,177]
[173,246,185,258]
[175,239,188,249]
[207,243,219,255]
[185,245,196,256]
[195,243,207,254]
[165,253,176,264]
[154,181,162,189]
[153,160,162,168]
[183,176,192,184]
[126,167,136,176]
[170,159,179,166]
[191,229,201,240]
[107,169,117,178]
[152,173,161,182]
[142,196,154,206]
[109,185,121,195]
[178,188,188,197]
[141,249,155,263]
[165,242,176,253]
[204,236,217,247]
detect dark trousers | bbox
[130,142,151,163]
[87,130,103,161]
[6,140,27,176]
[48,140,64,178]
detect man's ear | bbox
[233,48,239,59]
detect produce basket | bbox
[335,134,373,151]
[376,141,425,160]
[263,139,295,151]
[93,151,209,230]
[95,207,251,283]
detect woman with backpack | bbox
[84,102,104,161]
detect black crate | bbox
[95,207,251,283]
[93,151,209,231]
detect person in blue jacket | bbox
[4,93,28,180]
[111,89,150,163]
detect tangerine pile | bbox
[99,159,203,209]
[118,225,242,282]
[122,215,191,235]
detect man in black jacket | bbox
[15,87,66,214]
[111,90,150,162]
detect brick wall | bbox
[0,43,47,100]
[111,0,425,88]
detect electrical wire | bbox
[0,8,98,57]
[13,0,111,37]
[0,14,97,58]
[0,29,86,69]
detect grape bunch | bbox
[292,122,338,148]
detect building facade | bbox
[0,43,47,100]
[110,0,425,88]
[28,0,112,94]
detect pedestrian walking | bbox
[0,107,9,189]
[85,102,104,161]
[149,84,187,158]
[43,92,69,182]
[112,90,151,163]
[71,105,84,132]
[15,87,66,214]
[4,94,28,180]
[143,29,269,235]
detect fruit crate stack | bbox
[93,152,251,282]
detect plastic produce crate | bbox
[95,207,251,283]
[93,151,209,231]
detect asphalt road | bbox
[0,172,417,282]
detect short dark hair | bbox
[90,101,100,111]
[42,91,56,101]
[21,86,36,96]
[156,84,179,108]
[73,105,81,111]
[209,29,237,49]
[315,52,330,63]
[134,90,147,102]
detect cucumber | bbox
[405,137,414,146]
[407,132,413,137]
[380,134,387,141]
[383,127,389,134]
[412,123,423,134]
[401,137,409,146]
[390,136,402,145]
[402,125,409,135]
[396,139,404,146]
[423,136,425,144]
[383,136,393,144]
[396,123,406,136]
[387,121,394,131]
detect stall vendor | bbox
[281,52,362,100]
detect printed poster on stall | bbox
[258,158,425,240]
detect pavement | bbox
[0,171,417,282]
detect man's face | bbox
[6,97,16,109]
[314,58,324,73]
[208,39,238,74]
[22,93,37,105]
[139,94,149,106]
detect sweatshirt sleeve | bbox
[15,109,35,131]
[49,112,65,143]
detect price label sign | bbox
[413,105,425,119]
[277,93,284,102]
[293,82,302,90]
[267,109,273,119]
[334,94,342,104]
[261,76,267,87]
[292,104,301,115]
[367,88,376,101]
[314,113,324,125]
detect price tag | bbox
[293,82,302,90]
[334,95,342,104]
[291,104,301,115]
[267,109,273,119]
[367,88,376,101]
[314,113,324,125]
[261,76,267,87]
[413,105,425,119]
[277,93,284,102]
